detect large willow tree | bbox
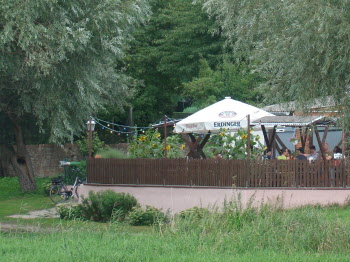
[0,0,150,191]
[201,0,350,123]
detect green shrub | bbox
[179,206,210,221]
[125,205,168,226]
[96,147,128,159]
[56,203,83,220]
[79,190,138,222]
[42,182,53,196]
[76,133,105,157]
[183,106,199,113]
[64,161,87,184]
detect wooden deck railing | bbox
[87,159,350,188]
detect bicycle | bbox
[49,176,82,204]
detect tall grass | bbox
[2,198,350,261]
[163,199,350,255]
[2,212,350,262]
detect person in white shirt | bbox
[307,145,319,162]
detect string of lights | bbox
[92,115,248,138]
[94,119,137,136]
[93,116,167,130]
[92,117,163,136]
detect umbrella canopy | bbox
[174,97,274,134]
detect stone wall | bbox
[1,143,129,178]
[26,144,82,177]
[27,143,128,177]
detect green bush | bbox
[76,133,105,157]
[56,203,83,220]
[96,147,128,159]
[179,206,211,221]
[64,161,86,184]
[79,190,138,222]
[42,182,53,196]
[125,205,168,226]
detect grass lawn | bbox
[2,176,350,261]
[0,195,54,221]
[2,223,350,261]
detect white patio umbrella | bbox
[174,97,274,134]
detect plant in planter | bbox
[289,137,300,145]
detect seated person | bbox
[261,148,272,160]
[333,146,343,160]
[320,142,333,160]
[295,147,307,160]
[307,145,318,161]
[277,148,290,160]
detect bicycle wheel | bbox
[49,184,68,204]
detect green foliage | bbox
[0,0,151,144]
[183,106,199,113]
[179,206,211,221]
[182,60,223,109]
[162,199,350,254]
[123,0,226,126]
[208,128,265,159]
[76,134,105,157]
[182,60,264,109]
[0,176,57,200]
[125,205,168,226]
[166,135,187,159]
[96,147,128,159]
[4,194,350,260]
[129,129,186,159]
[129,129,164,158]
[56,203,83,220]
[42,182,53,196]
[201,0,350,131]
[63,161,87,184]
[79,190,138,222]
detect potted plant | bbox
[289,137,300,145]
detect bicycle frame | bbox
[49,176,82,204]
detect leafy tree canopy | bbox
[200,0,350,122]
[182,59,264,109]
[0,0,150,190]
[0,0,150,143]
[123,0,226,126]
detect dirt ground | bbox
[6,207,59,219]
[1,208,59,232]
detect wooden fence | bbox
[87,159,350,188]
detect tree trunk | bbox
[5,116,37,191]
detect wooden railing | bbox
[87,159,350,188]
